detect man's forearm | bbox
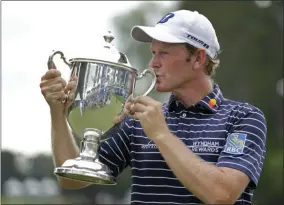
[153,132,232,204]
[50,110,91,189]
[50,110,80,167]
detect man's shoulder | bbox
[222,97,266,121]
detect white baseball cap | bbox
[131,10,220,59]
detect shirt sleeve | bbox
[216,107,267,189]
[98,116,132,177]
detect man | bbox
[40,10,267,205]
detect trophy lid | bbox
[70,31,132,68]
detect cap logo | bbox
[187,34,210,49]
[157,13,175,24]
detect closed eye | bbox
[160,51,169,55]
[151,51,169,56]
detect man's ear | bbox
[193,49,206,70]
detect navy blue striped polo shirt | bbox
[99,83,267,205]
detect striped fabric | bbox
[99,83,267,205]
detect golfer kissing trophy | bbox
[47,31,156,185]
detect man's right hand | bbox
[40,69,77,114]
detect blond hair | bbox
[185,43,220,77]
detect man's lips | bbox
[155,75,163,82]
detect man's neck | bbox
[172,77,214,107]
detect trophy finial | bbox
[103,31,114,43]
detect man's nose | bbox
[149,55,162,69]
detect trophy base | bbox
[54,157,116,185]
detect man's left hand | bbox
[129,96,170,141]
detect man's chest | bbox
[130,112,230,164]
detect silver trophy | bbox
[47,31,156,185]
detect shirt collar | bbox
[168,83,224,114]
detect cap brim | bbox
[131,26,186,44]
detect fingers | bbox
[112,95,134,124]
[133,96,157,106]
[131,111,143,120]
[41,69,61,81]
[40,77,66,96]
[130,103,148,113]
[112,95,157,124]
[112,116,120,124]
[45,91,67,104]
[112,109,129,124]
[40,70,67,89]
[125,99,133,110]
[40,69,71,107]
[65,76,78,104]
[64,76,77,94]
[117,101,131,120]
[41,83,64,95]
[116,102,147,123]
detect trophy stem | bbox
[53,127,116,185]
[79,128,102,160]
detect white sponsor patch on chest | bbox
[191,140,221,153]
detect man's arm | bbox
[130,96,267,204]
[50,110,90,189]
[152,108,267,204]
[153,132,249,204]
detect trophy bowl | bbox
[47,31,156,185]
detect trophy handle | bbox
[47,50,72,70]
[136,68,156,96]
[47,50,73,103]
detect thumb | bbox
[112,116,121,124]
[112,110,128,124]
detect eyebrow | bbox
[150,43,182,51]
[150,45,169,51]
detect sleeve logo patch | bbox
[223,133,247,154]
